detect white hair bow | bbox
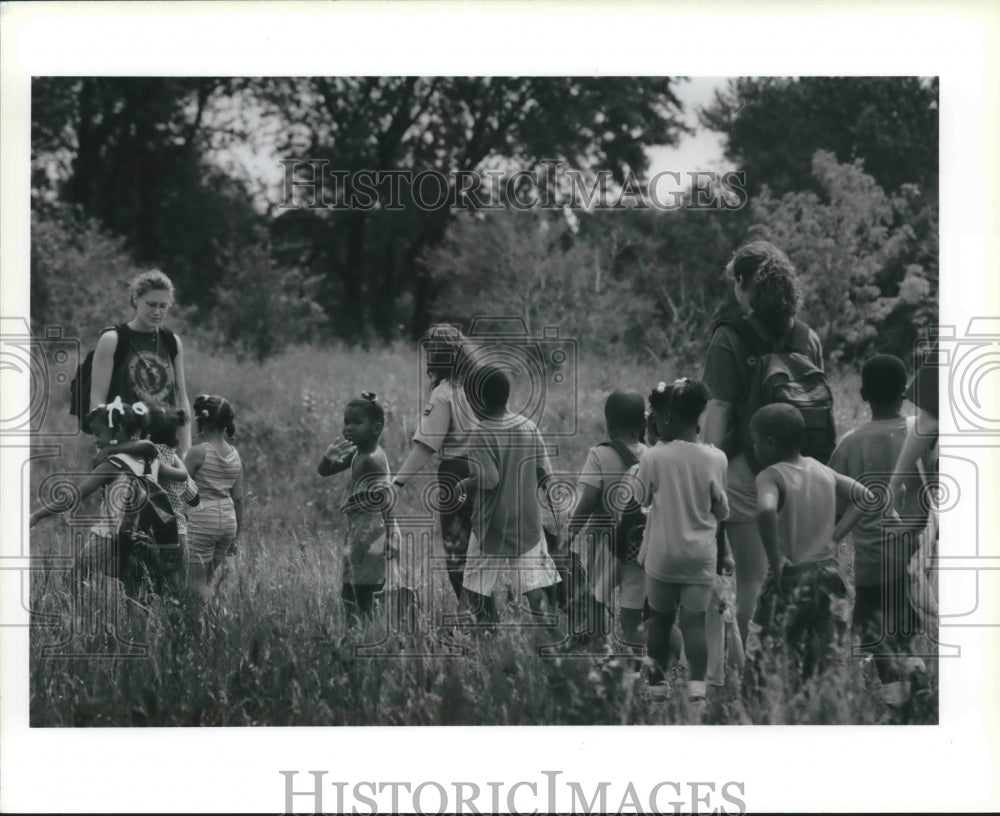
[104,396,125,427]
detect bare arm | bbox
[92,439,157,468]
[755,471,784,574]
[702,399,733,448]
[832,472,878,543]
[171,334,193,456]
[230,468,245,534]
[89,330,118,411]
[184,444,206,480]
[888,409,938,500]
[394,440,436,486]
[158,454,189,482]
[30,462,119,526]
[566,483,602,542]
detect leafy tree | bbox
[255,77,689,340]
[700,77,938,197]
[749,151,936,361]
[31,77,263,308]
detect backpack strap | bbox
[786,319,812,353]
[598,439,639,470]
[715,316,770,359]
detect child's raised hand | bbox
[324,437,357,465]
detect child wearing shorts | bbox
[456,367,560,628]
[566,390,648,649]
[744,403,877,717]
[828,354,930,718]
[637,379,729,717]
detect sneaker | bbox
[647,682,670,702]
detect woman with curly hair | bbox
[701,240,825,647]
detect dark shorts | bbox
[853,579,923,654]
[750,560,849,654]
[437,459,473,556]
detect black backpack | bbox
[110,455,183,598]
[598,440,646,564]
[69,324,178,425]
[716,316,837,473]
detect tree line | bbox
[31,76,937,366]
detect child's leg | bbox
[186,561,214,604]
[617,562,647,648]
[727,521,768,646]
[390,587,418,634]
[645,576,681,684]
[461,587,499,628]
[618,607,644,648]
[791,564,847,681]
[439,462,473,601]
[343,583,380,627]
[677,586,711,685]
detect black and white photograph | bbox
[2,2,999,814]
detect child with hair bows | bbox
[184,395,244,602]
[30,399,185,585]
[319,392,415,630]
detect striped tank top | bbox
[194,441,242,501]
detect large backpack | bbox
[69,324,178,425]
[109,455,183,598]
[718,316,836,473]
[598,440,646,564]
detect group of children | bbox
[31,338,932,721]
[313,347,932,722]
[31,394,244,605]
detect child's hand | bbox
[721,555,735,575]
[324,437,356,465]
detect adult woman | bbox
[89,270,192,454]
[701,241,824,645]
[391,324,478,601]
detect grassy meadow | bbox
[27,342,938,726]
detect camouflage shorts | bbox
[746,559,849,673]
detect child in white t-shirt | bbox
[637,379,729,716]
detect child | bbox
[637,379,729,718]
[319,392,414,629]
[31,399,159,584]
[565,390,648,650]
[456,366,561,628]
[828,354,930,717]
[184,395,244,603]
[148,407,200,586]
[744,403,878,715]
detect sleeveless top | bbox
[764,458,837,565]
[112,327,177,407]
[193,442,242,502]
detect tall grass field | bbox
[28,342,938,726]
